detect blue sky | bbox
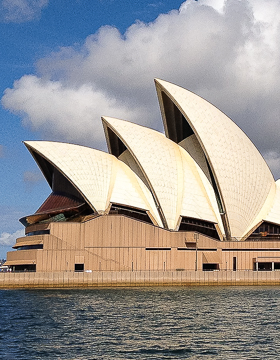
[1,0,280,258]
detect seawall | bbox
[1,270,280,288]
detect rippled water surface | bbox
[1,286,280,359]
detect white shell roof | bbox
[179,146,224,233]
[23,79,280,240]
[24,141,162,226]
[102,116,222,231]
[155,79,276,238]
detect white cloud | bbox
[2,0,280,178]
[2,75,145,148]
[0,229,24,246]
[0,0,48,23]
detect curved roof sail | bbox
[102,116,222,232]
[155,79,276,239]
[24,141,162,226]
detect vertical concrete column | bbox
[272,262,275,271]
[256,262,258,271]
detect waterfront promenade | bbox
[1,270,280,288]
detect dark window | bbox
[250,222,280,240]
[145,247,171,251]
[17,244,43,251]
[233,257,237,271]
[12,264,36,272]
[27,230,50,236]
[257,262,272,271]
[107,127,127,157]
[161,92,194,143]
[203,263,219,271]
[75,263,84,272]
[179,217,219,240]
[109,204,153,224]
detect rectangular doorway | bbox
[233,257,237,271]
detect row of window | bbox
[252,222,280,236]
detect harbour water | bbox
[0,286,280,359]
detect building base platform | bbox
[1,270,280,289]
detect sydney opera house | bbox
[5,79,280,273]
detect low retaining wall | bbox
[1,270,280,288]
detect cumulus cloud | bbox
[0,229,24,247]
[0,0,48,23]
[2,75,145,147]
[2,0,280,177]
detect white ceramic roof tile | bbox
[24,141,162,226]
[103,117,221,232]
[103,117,181,229]
[179,147,222,225]
[179,135,211,184]
[240,180,276,239]
[110,159,163,227]
[119,149,150,189]
[25,141,113,212]
[156,79,276,238]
